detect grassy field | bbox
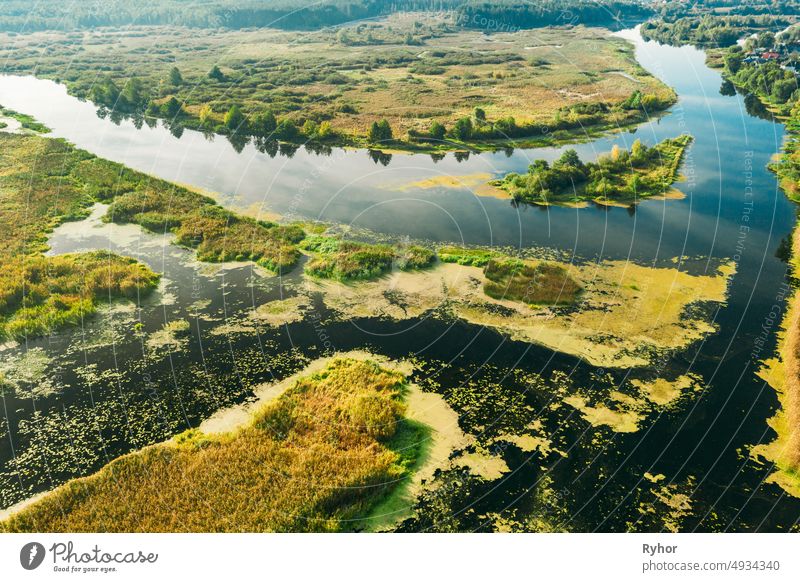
[0,358,421,532]
[0,132,306,340]
[0,15,675,151]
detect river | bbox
[0,27,798,531]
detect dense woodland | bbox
[641,14,795,47]
[0,0,653,32]
[3,0,799,34]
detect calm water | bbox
[1,28,799,531]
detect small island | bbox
[493,134,693,206]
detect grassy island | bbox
[494,134,693,206]
[302,235,434,281]
[483,259,582,306]
[0,358,424,532]
[0,106,50,133]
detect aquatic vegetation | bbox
[483,258,582,306]
[638,475,697,533]
[0,105,50,133]
[437,245,500,267]
[495,135,694,205]
[146,319,191,352]
[111,190,304,273]
[0,347,60,398]
[303,235,434,281]
[564,394,643,433]
[0,358,423,532]
[0,252,158,340]
[0,134,161,339]
[310,257,735,368]
[630,374,701,407]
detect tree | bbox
[160,96,183,117]
[208,65,225,81]
[274,119,299,140]
[318,121,333,139]
[252,110,277,135]
[630,139,647,162]
[756,31,776,49]
[337,29,351,45]
[772,78,797,103]
[429,121,446,141]
[302,119,319,138]
[199,104,213,127]
[120,77,144,110]
[556,149,582,168]
[473,107,486,123]
[224,105,245,132]
[368,119,393,142]
[169,67,183,86]
[451,117,473,140]
[723,51,743,75]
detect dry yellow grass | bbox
[0,358,418,532]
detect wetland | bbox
[1,24,800,532]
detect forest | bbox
[0,0,653,32]
[641,14,795,47]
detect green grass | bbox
[302,235,434,281]
[0,252,158,340]
[483,258,582,306]
[110,190,304,272]
[0,133,159,340]
[0,358,423,532]
[437,245,500,267]
[0,106,50,133]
